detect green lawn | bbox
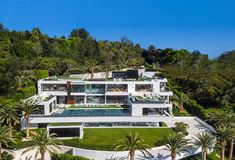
[13,128,174,151]
[62,128,174,150]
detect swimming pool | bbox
[52,109,131,117]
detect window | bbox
[107,84,128,92]
[135,84,153,92]
[49,128,80,137]
[42,84,67,91]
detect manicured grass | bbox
[12,128,174,151]
[82,128,174,146]
[62,128,174,150]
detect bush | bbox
[20,86,36,98]
[51,154,89,160]
[1,151,14,160]
[173,122,189,135]
[35,70,49,79]
[62,138,114,151]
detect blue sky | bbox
[0,0,235,58]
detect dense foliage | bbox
[0,22,234,112]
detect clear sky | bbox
[0,0,235,58]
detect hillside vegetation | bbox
[0,23,234,115]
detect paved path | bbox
[10,117,214,160]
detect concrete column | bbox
[84,95,87,104]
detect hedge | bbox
[35,70,49,79]
[51,154,89,160]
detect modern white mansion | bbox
[22,67,173,138]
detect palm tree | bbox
[193,132,215,160]
[22,129,61,160]
[115,132,150,160]
[174,122,189,135]
[171,92,191,111]
[214,125,233,160]
[83,59,99,79]
[207,111,235,160]
[228,128,235,160]
[163,133,190,160]
[0,103,19,138]
[18,98,39,139]
[0,125,14,160]
[102,60,113,80]
[207,111,235,128]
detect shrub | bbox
[35,70,49,79]
[51,153,89,160]
[173,122,189,135]
[1,151,14,160]
[20,86,36,98]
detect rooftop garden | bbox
[43,95,54,101]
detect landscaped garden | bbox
[12,128,174,151]
[62,128,175,150]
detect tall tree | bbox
[214,125,233,160]
[70,28,89,39]
[18,98,39,139]
[83,59,99,79]
[0,103,19,138]
[171,92,191,111]
[22,129,61,160]
[193,132,215,160]
[115,132,150,160]
[163,133,190,160]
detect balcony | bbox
[130,96,165,104]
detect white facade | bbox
[23,70,174,137]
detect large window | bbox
[107,84,128,92]
[71,85,85,93]
[87,96,105,104]
[74,96,85,104]
[57,96,67,104]
[106,96,127,104]
[42,84,67,91]
[49,128,80,137]
[85,84,105,94]
[135,84,153,92]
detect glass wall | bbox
[107,84,128,92]
[106,96,127,104]
[42,84,67,91]
[74,96,85,104]
[57,96,67,104]
[49,128,80,137]
[135,84,153,92]
[71,85,85,93]
[85,84,105,94]
[87,96,105,104]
